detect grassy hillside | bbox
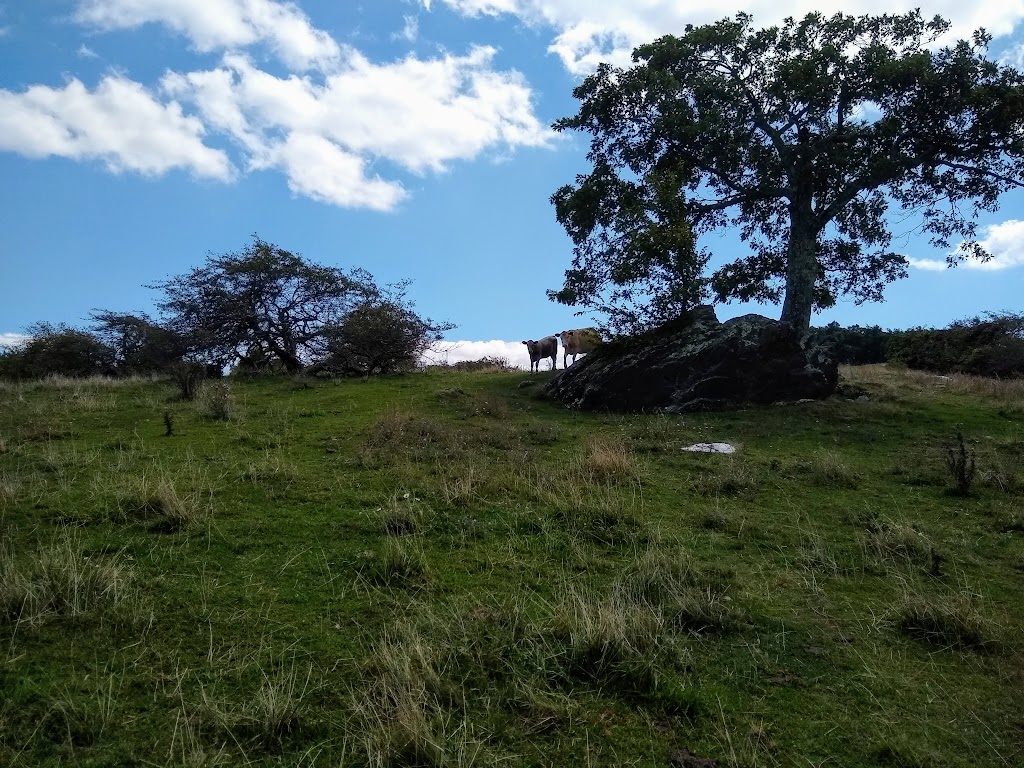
[1,365,1023,767]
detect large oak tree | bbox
[551,11,1024,334]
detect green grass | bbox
[1,364,1023,766]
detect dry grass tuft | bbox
[358,541,431,590]
[798,534,840,574]
[377,492,429,536]
[865,518,942,574]
[691,456,758,497]
[585,436,640,481]
[199,381,235,421]
[355,630,482,768]
[549,585,664,693]
[896,589,994,651]
[113,463,212,531]
[614,547,742,635]
[842,364,1024,408]
[805,451,860,489]
[0,529,139,624]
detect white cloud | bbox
[162,48,553,207]
[77,44,99,58]
[910,219,1024,272]
[1,2,552,210]
[907,257,950,271]
[394,15,419,43]
[75,0,341,70]
[422,0,1024,75]
[0,75,234,179]
[259,132,407,211]
[425,339,535,369]
[0,333,29,349]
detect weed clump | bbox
[946,429,976,496]
[201,381,234,421]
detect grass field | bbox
[1,364,1023,767]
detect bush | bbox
[0,323,115,380]
[311,291,454,376]
[809,323,892,365]
[443,356,517,372]
[887,313,1024,378]
[170,362,207,401]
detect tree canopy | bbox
[551,11,1024,334]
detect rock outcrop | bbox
[544,306,838,412]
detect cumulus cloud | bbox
[422,0,1024,75]
[425,340,534,369]
[162,47,553,207]
[0,75,234,179]
[258,132,407,211]
[75,0,341,70]
[0,1,552,210]
[909,220,1024,272]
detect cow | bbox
[521,336,558,373]
[556,327,601,367]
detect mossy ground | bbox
[1,364,1023,766]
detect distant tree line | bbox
[0,238,453,381]
[809,312,1024,377]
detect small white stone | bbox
[683,442,736,454]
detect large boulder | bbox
[544,306,838,413]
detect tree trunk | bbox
[780,205,820,335]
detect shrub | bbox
[887,312,1024,378]
[808,323,893,364]
[0,323,115,380]
[170,362,207,401]
[312,291,454,376]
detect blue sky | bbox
[2,1,1023,368]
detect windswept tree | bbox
[152,238,379,372]
[552,11,1024,334]
[90,311,185,374]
